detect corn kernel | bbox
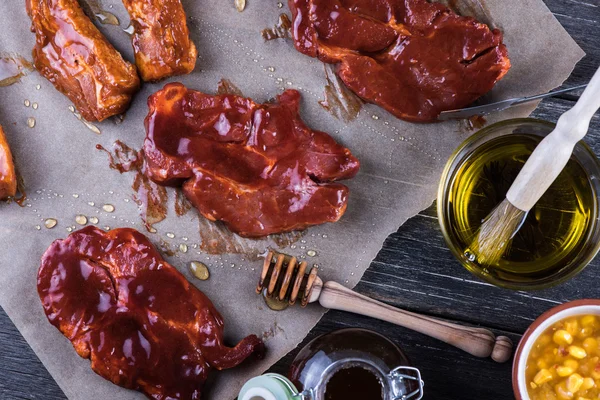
[581,315,596,327]
[537,359,549,369]
[565,360,580,370]
[534,369,555,385]
[558,365,576,377]
[578,327,594,339]
[565,319,580,336]
[583,338,598,355]
[555,330,575,346]
[555,381,574,400]
[537,334,552,347]
[577,397,591,400]
[568,346,588,359]
[567,373,584,393]
[580,377,595,391]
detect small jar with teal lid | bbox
[239,328,424,400]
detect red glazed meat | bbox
[121,0,197,81]
[143,83,360,237]
[289,0,511,122]
[0,126,17,200]
[27,0,140,122]
[37,226,264,399]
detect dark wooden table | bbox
[1,1,599,399]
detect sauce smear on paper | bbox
[0,55,33,87]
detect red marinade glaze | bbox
[37,226,264,400]
[289,0,511,122]
[143,83,360,238]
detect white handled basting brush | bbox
[470,66,600,266]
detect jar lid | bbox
[239,373,300,400]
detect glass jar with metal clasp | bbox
[238,328,424,400]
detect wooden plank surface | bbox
[1,0,599,399]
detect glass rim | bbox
[437,117,600,290]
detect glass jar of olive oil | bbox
[438,118,600,290]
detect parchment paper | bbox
[0,0,584,398]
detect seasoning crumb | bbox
[44,218,57,229]
[235,0,246,12]
[75,215,88,225]
[189,261,210,280]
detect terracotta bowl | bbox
[513,299,600,399]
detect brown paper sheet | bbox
[0,0,584,398]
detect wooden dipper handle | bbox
[318,281,513,363]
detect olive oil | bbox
[447,133,596,284]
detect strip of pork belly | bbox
[27,0,140,122]
[0,126,17,200]
[121,0,197,81]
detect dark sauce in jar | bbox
[325,366,383,400]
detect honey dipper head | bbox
[257,251,320,307]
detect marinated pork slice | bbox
[0,126,17,200]
[38,226,264,400]
[143,83,360,237]
[289,0,511,122]
[27,0,140,122]
[121,0,197,81]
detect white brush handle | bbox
[507,66,600,211]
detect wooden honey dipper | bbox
[257,251,513,363]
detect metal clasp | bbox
[389,366,424,400]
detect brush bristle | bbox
[467,199,528,266]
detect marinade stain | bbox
[458,114,488,133]
[198,219,304,260]
[198,219,262,258]
[96,141,167,231]
[216,79,244,97]
[319,64,363,122]
[0,54,34,87]
[13,168,27,207]
[157,238,176,257]
[80,0,120,26]
[261,14,292,41]
[467,115,487,130]
[174,189,192,216]
[271,231,305,248]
